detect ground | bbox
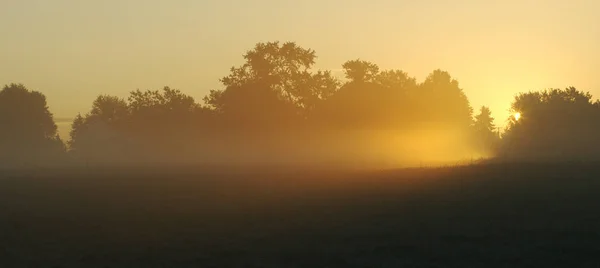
[1,162,600,267]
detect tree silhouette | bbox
[220,41,316,90]
[129,86,197,114]
[128,86,200,136]
[474,106,495,133]
[342,59,380,83]
[417,70,473,127]
[473,106,498,155]
[314,79,389,128]
[375,70,417,91]
[207,81,299,128]
[90,95,130,123]
[501,87,600,160]
[205,41,339,119]
[18,41,600,166]
[0,83,64,166]
[314,63,474,133]
[289,70,340,114]
[69,87,205,164]
[69,95,131,162]
[313,65,410,129]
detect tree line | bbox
[1,41,598,168]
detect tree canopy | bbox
[7,41,600,167]
[501,87,600,160]
[0,84,64,166]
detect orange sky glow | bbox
[1,0,598,138]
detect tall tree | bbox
[0,84,57,141]
[206,41,338,116]
[68,95,130,160]
[128,86,199,134]
[473,106,498,154]
[474,106,495,134]
[89,95,129,123]
[342,59,380,83]
[0,83,64,165]
[69,88,204,163]
[220,41,316,90]
[417,70,473,127]
[289,70,340,113]
[375,70,417,91]
[129,86,197,115]
[501,87,600,160]
[313,61,419,129]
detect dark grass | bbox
[1,162,600,267]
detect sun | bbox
[514,112,521,121]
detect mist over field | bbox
[2,1,600,266]
[3,45,600,265]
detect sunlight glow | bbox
[514,112,521,121]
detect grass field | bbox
[1,162,600,267]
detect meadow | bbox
[1,162,599,267]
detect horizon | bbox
[4,2,600,267]
[2,0,600,137]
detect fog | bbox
[3,42,600,170]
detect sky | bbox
[1,0,599,137]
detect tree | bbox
[314,80,389,128]
[501,87,600,160]
[217,41,317,103]
[375,70,417,91]
[313,61,420,130]
[474,106,495,134]
[289,70,340,113]
[69,87,205,164]
[374,69,419,127]
[128,86,200,134]
[0,83,65,166]
[473,106,498,154]
[220,41,316,90]
[417,70,473,127]
[68,95,131,162]
[206,41,339,117]
[342,59,380,83]
[129,86,197,115]
[74,95,130,145]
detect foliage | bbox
[417,70,473,127]
[473,106,499,154]
[9,41,600,166]
[69,87,205,163]
[205,41,340,117]
[0,83,65,166]
[501,87,600,160]
[342,59,380,83]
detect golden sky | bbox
[1,0,599,132]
